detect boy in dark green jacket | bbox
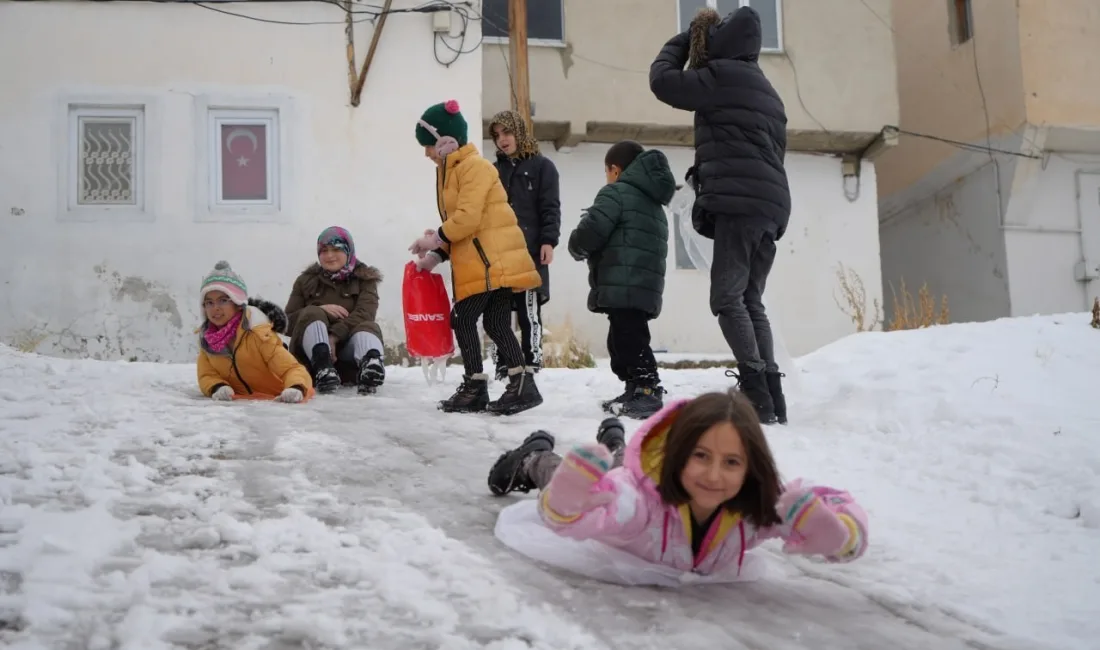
[568,140,676,420]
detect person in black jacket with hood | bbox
[649,5,789,425]
[487,110,562,380]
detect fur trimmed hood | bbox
[301,261,383,284]
[688,5,762,69]
[246,298,288,334]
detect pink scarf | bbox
[203,310,243,353]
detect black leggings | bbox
[452,288,524,376]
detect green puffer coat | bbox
[567,149,677,319]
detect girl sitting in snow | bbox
[487,389,867,576]
[284,226,386,395]
[197,261,313,403]
[408,99,544,416]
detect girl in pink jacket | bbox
[487,389,867,575]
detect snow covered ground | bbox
[1,313,1098,650]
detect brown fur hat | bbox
[688,7,722,69]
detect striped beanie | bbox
[200,260,248,306]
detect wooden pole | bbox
[508,0,532,131]
[345,0,357,102]
[351,0,393,107]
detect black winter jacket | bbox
[649,7,791,240]
[494,153,561,302]
[567,149,676,319]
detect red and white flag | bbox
[220,124,268,201]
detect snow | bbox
[1,312,1098,649]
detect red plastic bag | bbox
[402,261,454,359]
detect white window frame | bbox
[194,95,294,222]
[480,0,565,48]
[677,0,784,54]
[55,94,161,222]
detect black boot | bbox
[310,343,341,394]
[601,381,635,414]
[727,367,777,424]
[357,349,385,395]
[619,382,665,420]
[766,371,787,425]
[487,368,543,416]
[439,374,490,413]
[596,417,626,453]
[487,430,555,496]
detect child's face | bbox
[605,165,622,185]
[424,145,443,165]
[679,421,748,520]
[318,245,348,272]
[203,291,240,328]
[493,126,517,156]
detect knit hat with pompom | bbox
[200,260,248,306]
[415,99,468,147]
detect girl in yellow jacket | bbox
[409,99,544,416]
[197,261,313,402]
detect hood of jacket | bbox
[690,5,762,67]
[489,109,540,159]
[301,261,383,284]
[618,149,678,206]
[623,398,693,496]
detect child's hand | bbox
[211,385,234,401]
[275,387,304,403]
[778,480,854,557]
[542,444,615,518]
[415,250,443,272]
[540,245,554,265]
[409,229,444,256]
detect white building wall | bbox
[0,1,482,361]
[500,142,883,357]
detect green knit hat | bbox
[415,99,468,148]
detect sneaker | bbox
[439,374,490,413]
[618,384,664,420]
[357,350,385,395]
[487,369,543,416]
[487,431,555,496]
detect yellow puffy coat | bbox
[435,143,541,302]
[197,306,313,398]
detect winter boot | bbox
[766,371,787,425]
[601,381,635,414]
[727,366,777,424]
[310,343,341,394]
[596,417,626,453]
[439,374,490,413]
[487,430,555,496]
[357,349,385,395]
[487,368,543,416]
[618,383,665,420]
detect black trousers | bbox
[490,289,543,372]
[710,219,778,372]
[606,308,659,385]
[452,288,525,377]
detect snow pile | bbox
[0,312,1097,649]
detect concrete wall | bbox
[0,1,482,361]
[514,141,883,357]
[481,0,899,142]
[1017,0,1100,127]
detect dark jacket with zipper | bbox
[567,149,677,319]
[494,152,561,303]
[284,262,384,364]
[649,6,791,240]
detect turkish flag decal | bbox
[220,124,268,201]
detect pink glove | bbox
[409,229,444,256]
[415,250,443,272]
[777,479,862,558]
[540,444,615,522]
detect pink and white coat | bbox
[537,399,869,575]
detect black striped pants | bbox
[453,288,524,377]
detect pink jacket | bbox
[537,400,869,575]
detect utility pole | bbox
[507,0,532,131]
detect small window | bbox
[948,0,973,45]
[68,106,144,211]
[677,0,783,52]
[208,109,279,208]
[481,0,564,44]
